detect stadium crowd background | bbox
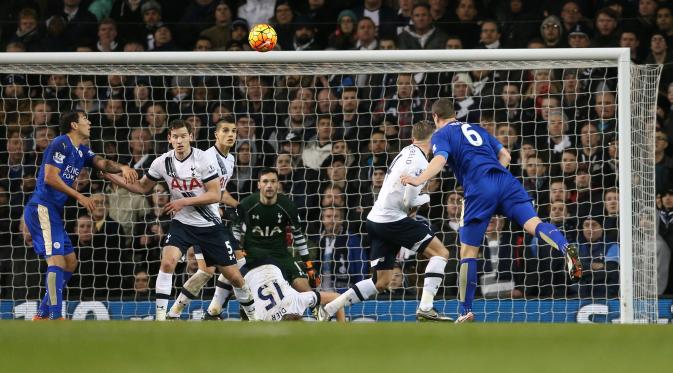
[0,0,672,304]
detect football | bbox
[248,23,277,52]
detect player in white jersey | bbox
[166,117,247,319]
[318,121,453,322]
[103,119,256,321]
[245,260,346,321]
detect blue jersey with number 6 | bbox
[431,120,508,195]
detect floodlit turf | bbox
[1,321,671,373]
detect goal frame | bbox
[0,48,653,323]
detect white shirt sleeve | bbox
[147,155,163,181]
[402,154,430,209]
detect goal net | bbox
[0,49,660,323]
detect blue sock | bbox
[459,258,477,315]
[38,271,72,318]
[46,266,64,319]
[535,222,569,254]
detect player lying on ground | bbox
[400,98,582,323]
[202,167,320,320]
[246,259,345,321]
[164,117,248,319]
[103,119,256,321]
[318,120,453,322]
[25,110,137,320]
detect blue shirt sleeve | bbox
[431,131,450,160]
[44,139,68,170]
[82,146,96,168]
[487,132,504,154]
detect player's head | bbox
[411,120,436,143]
[214,116,237,149]
[59,110,91,137]
[281,313,303,321]
[168,119,193,153]
[431,98,456,126]
[257,168,280,199]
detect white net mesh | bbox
[0,52,659,322]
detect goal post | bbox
[0,49,661,323]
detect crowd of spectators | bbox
[0,0,673,303]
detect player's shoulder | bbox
[49,135,70,150]
[277,193,297,208]
[240,192,260,207]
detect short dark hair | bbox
[431,98,455,120]
[258,167,278,179]
[59,111,85,134]
[215,116,236,131]
[169,119,191,135]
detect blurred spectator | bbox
[395,0,414,35]
[480,215,528,298]
[353,17,378,50]
[176,0,218,49]
[540,15,565,48]
[311,206,366,291]
[451,73,480,123]
[238,0,275,28]
[498,0,538,49]
[144,103,169,154]
[620,30,643,63]
[479,20,501,49]
[124,269,151,300]
[96,18,120,52]
[450,0,480,49]
[578,122,605,175]
[567,24,592,48]
[235,115,275,167]
[397,4,448,50]
[302,115,335,170]
[352,0,396,40]
[59,0,98,49]
[72,77,101,114]
[658,189,673,295]
[140,0,164,50]
[656,4,673,46]
[578,217,620,298]
[10,8,42,52]
[328,10,357,50]
[384,73,426,138]
[522,153,549,207]
[109,0,144,45]
[655,129,673,194]
[122,127,155,171]
[591,7,619,47]
[645,32,673,88]
[269,2,294,51]
[560,1,590,37]
[152,24,178,51]
[292,16,321,51]
[200,1,232,50]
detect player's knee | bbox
[228,274,244,288]
[424,239,449,260]
[160,258,177,273]
[459,245,479,259]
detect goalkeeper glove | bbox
[299,255,321,288]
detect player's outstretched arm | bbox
[319,292,346,322]
[400,154,447,187]
[103,172,156,195]
[221,191,239,207]
[44,164,95,212]
[92,155,138,184]
[164,178,220,214]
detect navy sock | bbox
[535,222,569,254]
[38,271,72,317]
[46,266,64,319]
[459,258,477,315]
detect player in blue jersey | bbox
[24,111,137,320]
[401,98,582,323]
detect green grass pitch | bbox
[1,322,671,372]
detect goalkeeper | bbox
[203,168,318,319]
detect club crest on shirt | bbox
[53,152,65,164]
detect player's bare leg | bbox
[155,246,182,321]
[35,253,77,320]
[218,264,256,321]
[456,243,479,323]
[168,258,214,320]
[318,270,390,321]
[522,216,582,281]
[205,251,245,319]
[416,238,453,322]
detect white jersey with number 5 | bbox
[367,144,428,223]
[146,148,221,227]
[245,264,318,321]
